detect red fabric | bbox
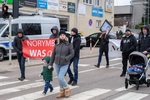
[22,39,56,58]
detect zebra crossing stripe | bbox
[110,58,122,61]
[63,88,111,100]
[0,76,8,80]
[113,92,149,100]
[0,82,44,95]
[115,85,134,92]
[0,80,28,87]
[7,86,79,100]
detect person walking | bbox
[94,30,109,68]
[120,29,137,77]
[137,26,150,76]
[13,29,29,81]
[40,56,53,95]
[49,30,74,98]
[49,26,59,38]
[67,28,81,86]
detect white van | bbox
[0,15,60,61]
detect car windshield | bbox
[0,24,7,34]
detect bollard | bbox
[90,38,92,53]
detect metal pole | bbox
[75,0,79,28]
[148,0,149,25]
[9,15,12,65]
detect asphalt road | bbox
[0,57,150,100]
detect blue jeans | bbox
[43,80,53,94]
[97,51,109,66]
[67,57,79,82]
[17,54,26,78]
[55,64,69,88]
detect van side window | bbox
[22,23,41,35]
[3,24,18,36]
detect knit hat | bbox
[17,29,24,34]
[59,30,67,36]
[42,56,51,63]
[125,29,131,32]
[71,28,78,34]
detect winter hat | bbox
[125,29,131,32]
[59,30,67,36]
[42,56,51,63]
[71,28,78,34]
[17,29,24,34]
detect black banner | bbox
[20,0,37,7]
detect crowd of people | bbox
[13,25,150,98]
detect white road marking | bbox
[0,80,28,87]
[109,63,122,67]
[0,82,44,95]
[7,86,78,100]
[110,58,122,61]
[113,92,149,100]
[0,76,8,80]
[78,64,90,67]
[115,85,134,92]
[63,88,111,100]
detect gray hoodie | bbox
[50,26,59,38]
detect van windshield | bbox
[0,24,7,34]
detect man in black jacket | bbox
[49,26,59,38]
[120,29,137,77]
[13,29,29,81]
[67,28,81,86]
[94,30,109,68]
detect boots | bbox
[64,87,70,98]
[56,88,65,98]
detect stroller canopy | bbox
[129,51,148,66]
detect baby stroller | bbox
[125,51,150,90]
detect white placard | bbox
[78,4,86,15]
[109,39,122,58]
[48,0,59,10]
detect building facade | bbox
[0,0,114,36]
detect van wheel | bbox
[0,49,4,61]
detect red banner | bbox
[22,39,56,58]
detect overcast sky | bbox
[114,0,131,6]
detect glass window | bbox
[22,23,41,35]
[96,20,101,27]
[90,33,98,38]
[83,0,93,5]
[0,24,7,34]
[94,0,102,7]
[3,24,18,36]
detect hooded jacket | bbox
[49,38,74,66]
[41,56,54,81]
[120,34,137,53]
[13,29,29,54]
[70,28,81,58]
[138,26,150,52]
[49,26,59,38]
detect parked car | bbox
[65,31,86,49]
[86,32,117,47]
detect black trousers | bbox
[122,52,130,74]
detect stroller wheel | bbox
[125,78,128,89]
[147,79,150,87]
[136,80,139,90]
[129,81,132,85]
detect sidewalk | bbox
[0,47,99,72]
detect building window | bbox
[83,0,93,5]
[96,20,101,27]
[94,0,102,7]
